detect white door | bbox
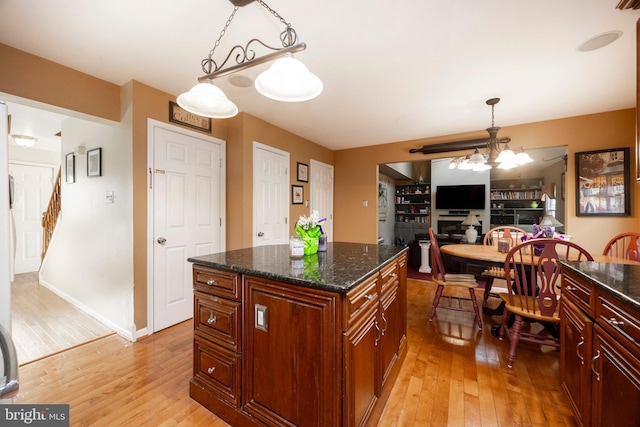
[150,122,225,332]
[9,163,54,273]
[253,142,289,246]
[310,160,334,241]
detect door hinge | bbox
[148,168,152,189]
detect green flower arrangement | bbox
[295,210,325,255]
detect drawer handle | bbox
[608,317,625,327]
[206,279,217,286]
[374,322,381,347]
[576,338,585,365]
[591,350,601,382]
[390,273,397,278]
[207,314,217,324]
[207,367,216,375]
[364,294,374,301]
[564,285,577,292]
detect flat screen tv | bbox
[435,184,486,210]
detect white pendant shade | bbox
[495,145,515,163]
[255,55,323,102]
[177,82,238,118]
[515,149,534,165]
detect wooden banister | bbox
[41,169,62,261]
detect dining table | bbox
[439,243,640,306]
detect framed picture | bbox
[169,101,212,133]
[87,147,102,177]
[292,185,304,204]
[65,152,75,184]
[575,147,630,216]
[297,162,308,182]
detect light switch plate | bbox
[255,304,267,331]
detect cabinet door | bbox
[243,277,339,427]
[379,284,401,392]
[592,324,640,427]
[343,307,378,427]
[560,298,592,427]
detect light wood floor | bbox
[14,279,577,426]
[11,272,115,365]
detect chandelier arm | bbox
[199,42,307,81]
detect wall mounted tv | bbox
[435,184,486,210]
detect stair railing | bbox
[41,169,62,261]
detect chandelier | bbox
[177,0,323,119]
[449,98,533,171]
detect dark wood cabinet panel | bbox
[560,298,593,427]
[592,324,640,427]
[243,276,340,427]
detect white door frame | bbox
[310,159,334,241]
[146,119,226,336]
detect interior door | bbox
[310,160,334,241]
[253,142,289,246]
[151,123,224,332]
[9,163,54,273]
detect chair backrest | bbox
[504,238,594,317]
[483,226,529,248]
[602,232,640,261]
[429,227,447,282]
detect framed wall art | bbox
[297,162,308,182]
[87,147,102,177]
[292,185,304,204]
[575,147,630,216]
[65,152,75,184]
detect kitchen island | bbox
[188,242,408,427]
[560,261,640,427]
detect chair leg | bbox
[482,277,494,308]
[498,310,509,340]
[429,284,444,321]
[507,315,523,368]
[468,288,482,330]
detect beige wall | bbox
[335,109,638,254]
[1,43,637,330]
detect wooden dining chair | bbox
[602,232,640,261]
[497,238,593,368]
[428,228,482,329]
[481,226,529,307]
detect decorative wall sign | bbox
[87,147,102,177]
[169,101,212,133]
[575,147,630,216]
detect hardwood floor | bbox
[11,272,115,365]
[14,279,577,426]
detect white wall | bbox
[431,158,491,235]
[9,146,60,167]
[40,111,134,339]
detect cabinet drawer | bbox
[193,336,241,407]
[344,274,378,329]
[596,291,640,351]
[380,261,399,296]
[193,266,240,301]
[562,271,594,317]
[194,290,241,352]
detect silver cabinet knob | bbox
[157,237,166,245]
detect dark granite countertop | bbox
[188,242,408,293]
[561,261,640,310]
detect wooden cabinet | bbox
[190,251,408,427]
[561,267,640,427]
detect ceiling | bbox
[0,1,638,152]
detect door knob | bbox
[257,232,264,237]
[157,237,167,245]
